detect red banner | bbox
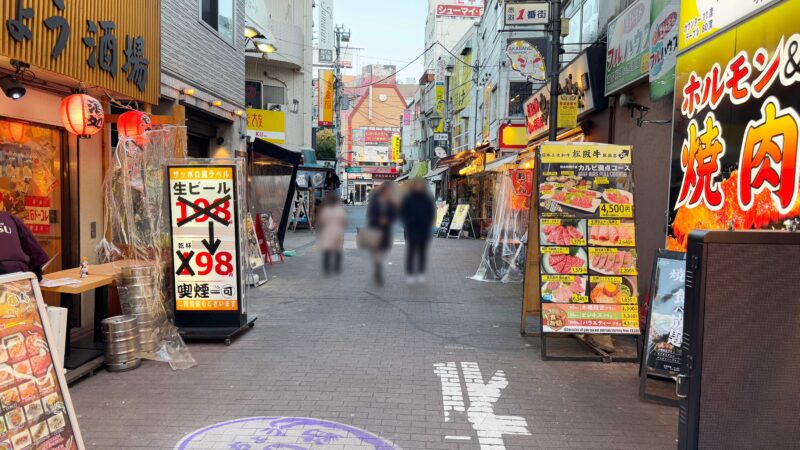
[436,4,483,17]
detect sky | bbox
[330,0,428,83]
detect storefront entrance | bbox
[353,183,372,205]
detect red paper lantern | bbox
[2,121,26,143]
[117,110,152,141]
[60,93,104,139]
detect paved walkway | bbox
[69,223,677,449]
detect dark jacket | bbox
[0,212,49,279]
[400,190,436,242]
[366,192,397,251]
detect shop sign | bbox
[506,40,547,81]
[364,129,390,144]
[667,0,800,252]
[537,142,640,335]
[168,166,241,312]
[434,133,448,142]
[351,129,364,146]
[678,0,779,50]
[23,196,50,235]
[345,167,362,173]
[644,251,686,375]
[449,205,470,232]
[451,49,473,112]
[499,123,527,149]
[524,93,549,140]
[482,83,492,141]
[510,169,533,210]
[1,0,160,104]
[504,2,549,26]
[318,69,334,127]
[557,94,579,129]
[403,109,412,126]
[435,84,446,133]
[605,0,651,95]
[246,109,285,144]
[649,0,679,101]
[391,133,401,162]
[373,173,398,180]
[347,172,372,180]
[317,0,334,61]
[435,3,483,18]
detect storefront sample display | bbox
[0,273,83,449]
[167,164,255,344]
[639,250,685,406]
[536,142,640,360]
[667,0,800,252]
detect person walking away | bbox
[366,182,397,285]
[400,179,436,284]
[317,192,347,275]
[0,211,50,280]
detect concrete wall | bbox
[161,0,246,106]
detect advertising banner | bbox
[317,0,334,62]
[537,143,640,335]
[0,273,84,450]
[678,0,779,50]
[434,202,449,231]
[449,205,470,232]
[246,109,286,144]
[605,0,651,95]
[506,40,547,81]
[557,94,579,129]
[391,134,401,162]
[168,166,240,312]
[403,110,412,126]
[435,84,446,133]
[451,50,474,112]
[436,4,483,18]
[644,251,686,375]
[363,130,390,144]
[504,2,549,26]
[667,0,800,251]
[649,0,679,100]
[318,70,334,127]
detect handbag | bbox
[356,227,382,251]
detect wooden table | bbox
[41,261,134,383]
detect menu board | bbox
[537,143,640,334]
[168,166,241,312]
[449,204,470,232]
[644,251,686,375]
[258,212,282,257]
[434,202,449,232]
[0,273,82,449]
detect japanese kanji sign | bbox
[667,0,800,251]
[503,2,548,26]
[168,166,240,312]
[435,4,483,18]
[1,0,160,104]
[605,0,651,95]
[537,143,640,335]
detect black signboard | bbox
[643,250,686,375]
[437,213,452,238]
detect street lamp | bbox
[244,22,277,54]
[426,114,442,133]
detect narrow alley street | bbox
[69,208,676,449]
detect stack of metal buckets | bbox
[101,315,141,371]
[117,263,166,355]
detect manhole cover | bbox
[175,416,400,449]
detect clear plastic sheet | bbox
[471,171,530,283]
[95,126,196,370]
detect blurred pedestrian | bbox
[400,179,435,283]
[365,182,397,285]
[0,211,50,280]
[317,192,347,275]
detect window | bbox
[508,82,533,117]
[245,81,263,109]
[201,0,234,43]
[264,85,286,106]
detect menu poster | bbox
[0,273,83,450]
[434,202,449,232]
[258,212,282,257]
[644,250,686,375]
[449,204,470,232]
[538,143,640,335]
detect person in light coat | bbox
[317,192,347,275]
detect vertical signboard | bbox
[318,70,334,127]
[391,133,401,162]
[649,0,679,100]
[557,94,579,129]
[168,166,243,328]
[537,143,640,335]
[317,0,334,63]
[667,0,800,252]
[643,251,686,375]
[605,0,651,95]
[504,2,549,26]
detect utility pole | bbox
[333,25,350,200]
[548,0,562,141]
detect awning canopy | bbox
[425,165,449,179]
[484,153,519,172]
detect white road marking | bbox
[433,362,465,421]
[445,436,472,441]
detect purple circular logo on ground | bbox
[175,417,400,450]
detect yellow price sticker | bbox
[561,171,575,176]
[599,203,633,218]
[541,275,574,282]
[621,313,638,320]
[593,177,609,185]
[571,295,589,303]
[541,247,570,255]
[617,239,635,246]
[620,267,638,275]
[589,247,617,255]
[593,276,622,283]
[569,238,587,246]
[622,319,639,328]
[621,298,638,306]
[542,171,558,177]
[541,219,562,226]
[570,266,588,274]
[588,219,619,226]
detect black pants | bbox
[323,250,342,274]
[406,239,429,275]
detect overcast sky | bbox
[331,0,428,82]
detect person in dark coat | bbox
[400,179,436,283]
[366,182,397,285]
[0,211,50,280]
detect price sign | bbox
[168,166,240,312]
[599,203,633,218]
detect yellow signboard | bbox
[557,94,579,129]
[678,0,778,50]
[0,0,161,104]
[246,109,286,144]
[391,134,401,162]
[435,84,446,133]
[318,69,334,126]
[539,143,632,164]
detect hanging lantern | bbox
[2,121,26,143]
[117,110,152,142]
[60,93,104,139]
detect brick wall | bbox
[161,0,246,107]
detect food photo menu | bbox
[537,143,640,335]
[0,274,82,450]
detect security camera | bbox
[0,76,25,100]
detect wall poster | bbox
[168,166,241,312]
[537,143,640,335]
